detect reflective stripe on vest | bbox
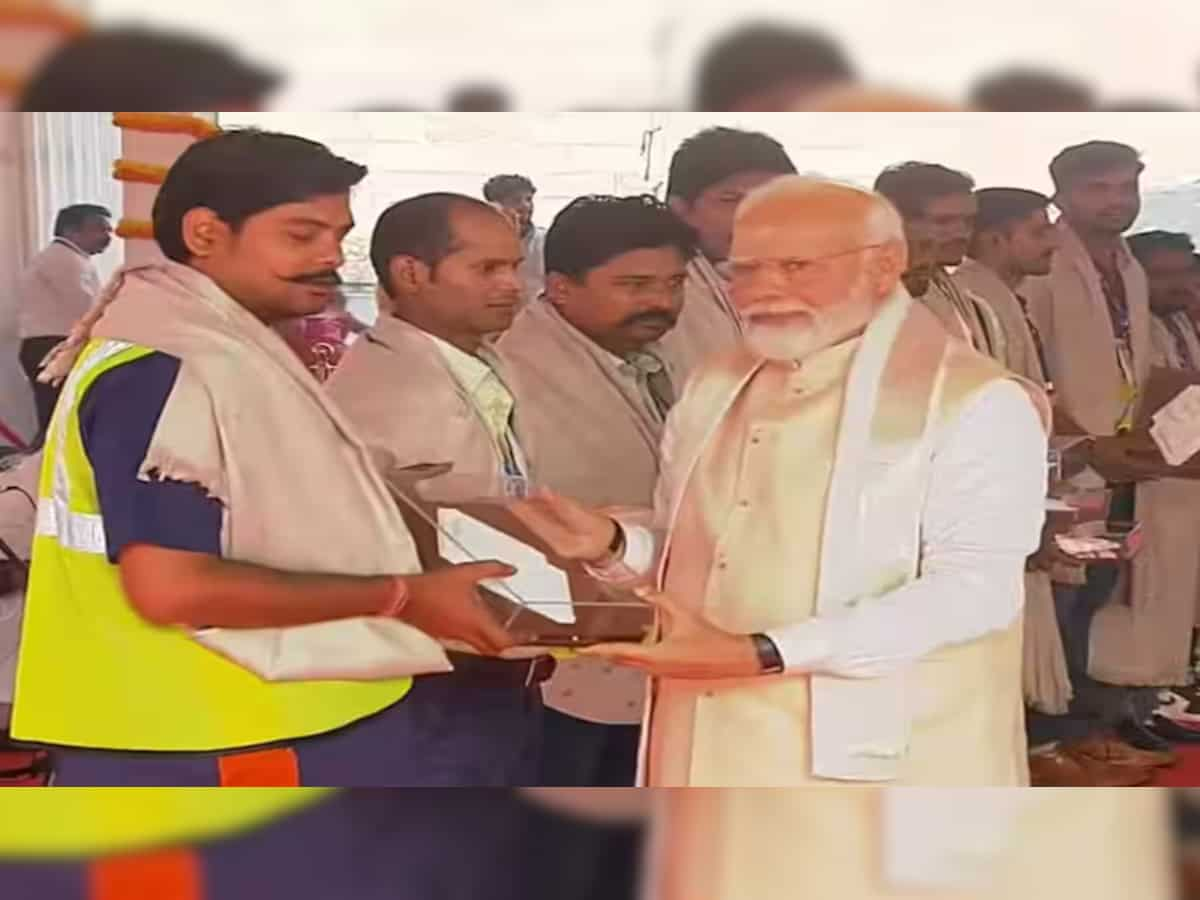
[11,338,411,755]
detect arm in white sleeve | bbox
[766,379,1048,677]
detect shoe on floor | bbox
[1028,748,1151,787]
[1067,734,1178,768]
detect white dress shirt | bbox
[518,227,546,304]
[17,238,101,339]
[612,378,1046,677]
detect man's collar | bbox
[53,236,88,257]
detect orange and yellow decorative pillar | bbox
[111,113,221,265]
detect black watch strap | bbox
[606,520,625,555]
[750,632,785,675]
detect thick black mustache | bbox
[288,271,343,286]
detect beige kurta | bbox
[498,301,669,725]
[635,292,1047,787]
[657,255,743,385]
[648,788,1174,900]
[1024,225,1199,686]
[954,257,1070,715]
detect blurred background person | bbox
[483,173,545,303]
[969,66,1097,111]
[16,202,112,447]
[691,21,857,111]
[874,161,1006,361]
[17,26,279,111]
[1130,230,1200,371]
[1024,140,1200,754]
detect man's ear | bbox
[180,207,230,260]
[387,255,431,296]
[544,272,574,312]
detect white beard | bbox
[743,291,876,363]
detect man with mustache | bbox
[510,177,1050,786]
[497,194,697,795]
[1023,142,1200,750]
[327,192,555,781]
[11,131,523,786]
[874,162,1007,364]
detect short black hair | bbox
[54,204,111,237]
[18,26,279,111]
[1049,141,1144,193]
[483,175,536,204]
[1127,230,1196,265]
[972,188,1052,235]
[968,68,1095,111]
[447,84,511,111]
[874,162,976,219]
[152,129,367,264]
[371,192,498,296]
[666,127,796,203]
[544,194,698,280]
[693,22,855,110]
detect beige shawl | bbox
[41,262,449,678]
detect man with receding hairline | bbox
[328,192,555,784]
[511,177,1050,787]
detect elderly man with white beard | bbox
[510,176,1051,787]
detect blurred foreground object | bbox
[0,1,85,109]
[794,84,962,111]
[692,21,857,111]
[649,788,1173,900]
[16,25,280,111]
[447,83,512,111]
[969,67,1097,111]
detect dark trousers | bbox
[19,336,66,447]
[1027,484,1158,746]
[49,670,545,787]
[518,795,646,900]
[0,790,550,900]
[537,707,640,787]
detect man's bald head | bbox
[726,176,909,363]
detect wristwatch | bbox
[750,632,785,675]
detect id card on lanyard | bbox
[1115,342,1138,433]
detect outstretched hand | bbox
[579,587,762,680]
